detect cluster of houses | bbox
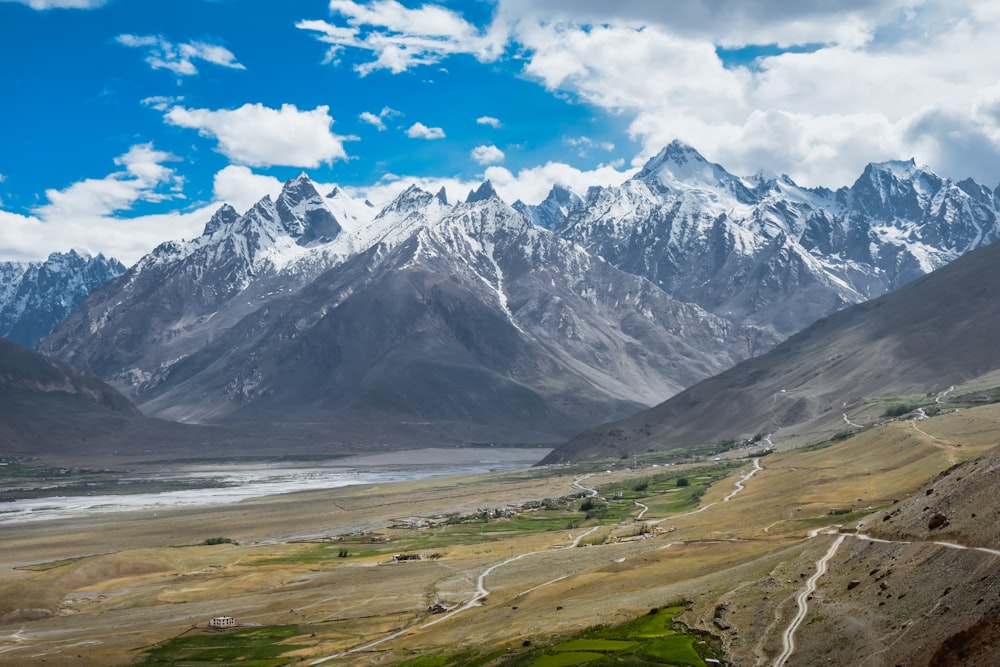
[387,500,553,530]
[332,529,388,543]
[614,525,673,543]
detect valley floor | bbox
[2,404,1000,666]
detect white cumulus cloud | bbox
[297,0,506,75]
[298,0,1000,186]
[164,103,352,167]
[496,1,1000,186]
[34,144,183,220]
[476,116,503,128]
[471,144,505,165]
[359,106,401,130]
[116,34,245,77]
[483,161,634,206]
[0,144,214,265]
[211,166,283,215]
[406,122,446,140]
[347,160,633,213]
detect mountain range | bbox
[39,177,761,447]
[544,236,1000,462]
[554,141,1000,340]
[0,251,124,349]
[30,141,1000,454]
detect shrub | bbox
[202,537,236,546]
[884,402,919,417]
[676,478,690,487]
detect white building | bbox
[209,616,237,628]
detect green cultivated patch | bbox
[530,651,603,666]
[792,506,884,528]
[493,604,720,666]
[884,401,921,417]
[639,635,705,665]
[551,639,638,652]
[138,624,311,666]
[112,597,724,667]
[591,465,735,520]
[352,604,721,666]
[393,648,509,666]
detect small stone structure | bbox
[209,616,237,629]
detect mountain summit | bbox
[636,140,752,198]
[275,173,343,245]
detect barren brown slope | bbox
[0,338,350,465]
[750,410,1000,667]
[543,238,1000,463]
[0,337,143,453]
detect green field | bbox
[138,625,312,666]
[506,604,720,666]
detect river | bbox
[0,447,549,525]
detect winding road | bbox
[646,458,762,525]
[773,532,847,667]
[723,458,762,502]
[772,527,1000,666]
[843,413,863,428]
[572,474,598,497]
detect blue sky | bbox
[2,0,999,264]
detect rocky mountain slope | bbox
[513,185,583,230]
[0,338,360,463]
[869,436,1000,667]
[0,336,141,455]
[0,251,124,349]
[556,141,1000,340]
[543,236,1000,462]
[41,178,764,446]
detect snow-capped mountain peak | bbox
[513,184,583,230]
[633,139,757,210]
[0,251,125,349]
[377,184,435,215]
[849,159,945,222]
[465,180,500,204]
[274,174,342,246]
[202,203,239,237]
[637,140,739,190]
[435,186,449,206]
[31,142,1000,452]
